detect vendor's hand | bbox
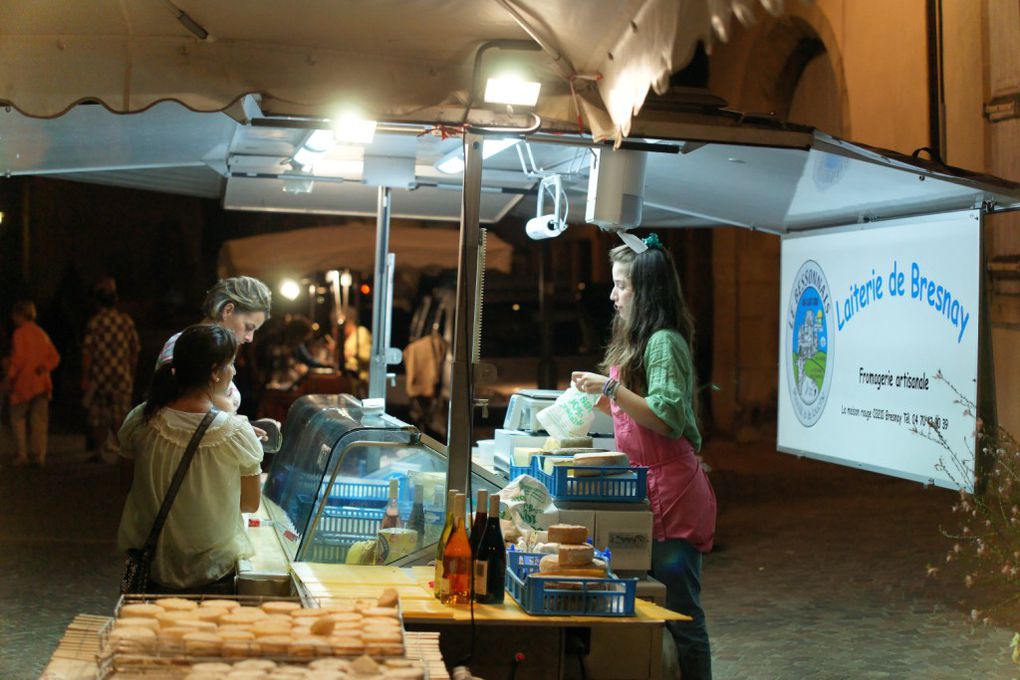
[571,371,608,395]
[252,426,269,441]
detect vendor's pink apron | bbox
[610,367,716,552]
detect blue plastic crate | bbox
[505,550,636,617]
[320,475,406,503]
[317,505,385,538]
[509,461,533,480]
[521,456,647,503]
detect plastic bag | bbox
[499,474,558,532]
[535,386,599,440]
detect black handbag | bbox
[120,408,219,595]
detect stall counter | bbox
[292,564,686,680]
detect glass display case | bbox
[263,394,502,565]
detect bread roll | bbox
[547,524,589,544]
[558,543,595,567]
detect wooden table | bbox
[292,564,687,680]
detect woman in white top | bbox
[118,325,263,592]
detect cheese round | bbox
[200,599,240,610]
[155,597,198,611]
[261,600,301,615]
[547,524,589,544]
[309,616,336,636]
[114,617,160,631]
[119,603,165,619]
[558,543,595,567]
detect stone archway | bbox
[705,7,847,440]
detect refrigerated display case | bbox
[262,394,502,566]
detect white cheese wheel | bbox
[558,543,595,567]
[548,524,589,544]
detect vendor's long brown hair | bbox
[599,244,696,397]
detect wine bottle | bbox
[380,478,402,530]
[406,484,426,549]
[468,489,489,558]
[433,489,459,599]
[440,493,472,605]
[473,494,505,604]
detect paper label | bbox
[473,560,489,595]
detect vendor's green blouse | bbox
[644,329,702,450]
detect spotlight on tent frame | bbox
[484,73,541,107]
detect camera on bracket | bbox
[526,214,566,240]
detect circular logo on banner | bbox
[786,260,835,427]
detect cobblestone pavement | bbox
[2,428,1019,678]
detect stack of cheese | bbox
[109,589,404,660]
[551,451,630,477]
[536,524,607,581]
[182,655,424,679]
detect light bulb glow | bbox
[280,279,301,301]
[484,75,541,106]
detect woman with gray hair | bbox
[156,276,272,413]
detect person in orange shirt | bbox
[3,300,61,466]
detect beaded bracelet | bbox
[602,378,620,401]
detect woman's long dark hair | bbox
[143,324,238,421]
[600,243,696,397]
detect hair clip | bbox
[642,233,663,250]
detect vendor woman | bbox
[572,234,716,680]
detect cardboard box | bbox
[594,509,653,571]
[556,509,596,543]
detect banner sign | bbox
[778,210,980,490]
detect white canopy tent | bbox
[217,222,514,280]
[0,0,784,141]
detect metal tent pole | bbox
[446,132,484,495]
[368,186,393,401]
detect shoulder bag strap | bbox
[140,407,221,552]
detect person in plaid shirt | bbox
[82,278,139,461]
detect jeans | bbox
[651,539,712,680]
[10,393,49,464]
